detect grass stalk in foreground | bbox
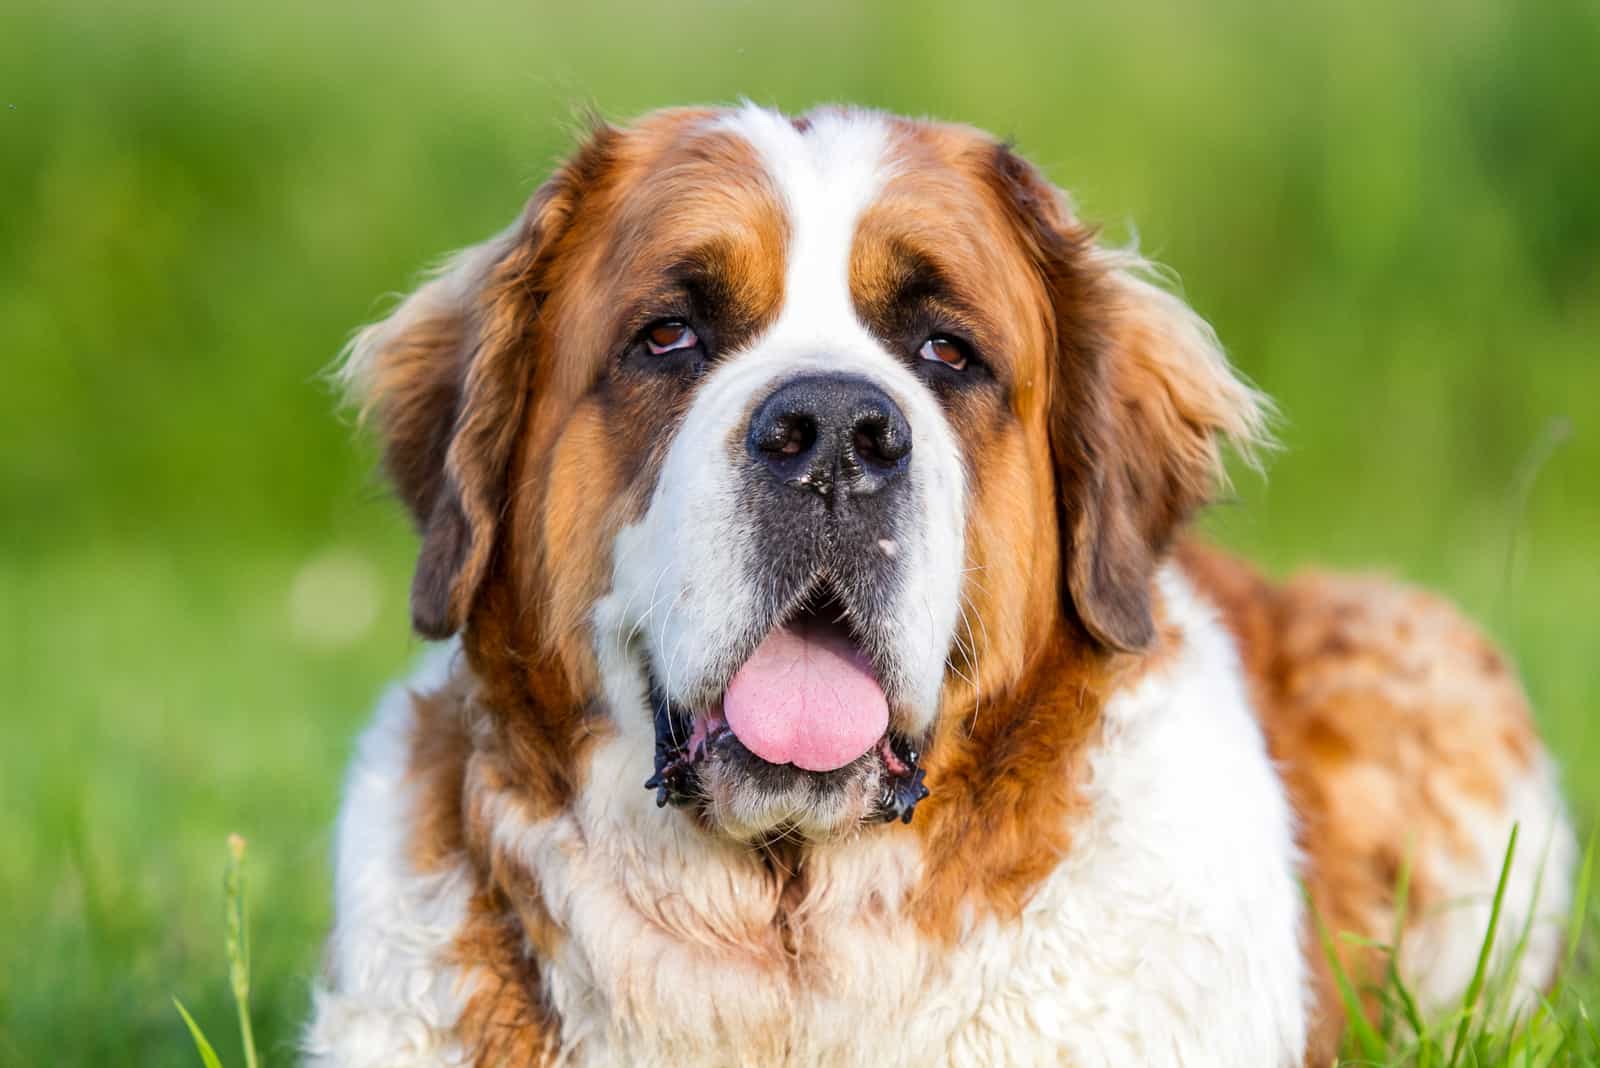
[174,834,262,1068]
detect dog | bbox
[304,104,1575,1067]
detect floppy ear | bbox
[992,146,1272,653]
[1063,262,1273,652]
[339,136,602,638]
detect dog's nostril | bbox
[853,427,878,463]
[759,414,817,458]
[852,412,911,467]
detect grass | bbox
[1312,826,1600,1067]
[1,0,1596,1064]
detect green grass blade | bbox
[224,834,260,1068]
[1580,1002,1600,1052]
[1386,836,1430,1046]
[1485,822,1555,1029]
[172,998,225,1068]
[1306,882,1387,1061]
[1524,993,1571,1068]
[1393,966,1429,1050]
[1564,823,1596,976]
[1448,824,1519,1068]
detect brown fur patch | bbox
[909,631,1171,941]
[406,665,473,875]
[1179,540,1541,1059]
[452,748,570,1066]
[452,887,563,1068]
[907,567,1183,945]
[398,663,567,1065]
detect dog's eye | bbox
[918,335,968,371]
[645,320,699,355]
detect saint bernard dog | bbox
[305,105,1576,1066]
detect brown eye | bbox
[646,320,699,355]
[918,335,967,371]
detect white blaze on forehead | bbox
[714,104,894,343]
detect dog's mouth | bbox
[645,584,930,828]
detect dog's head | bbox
[344,105,1267,841]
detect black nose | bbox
[746,373,912,498]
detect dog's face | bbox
[345,105,1265,841]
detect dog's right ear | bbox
[988,144,1271,654]
[338,129,610,638]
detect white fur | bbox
[982,568,1309,1067]
[305,641,475,1068]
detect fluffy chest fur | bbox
[307,569,1308,1067]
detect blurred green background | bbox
[2,1,1596,1063]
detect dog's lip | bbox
[685,706,726,757]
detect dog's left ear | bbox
[338,129,609,637]
[991,145,1272,653]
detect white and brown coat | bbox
[306,105,1573,1067]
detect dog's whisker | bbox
[956,589,990,737]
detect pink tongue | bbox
[723,625,888,773]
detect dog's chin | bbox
[699,739,885,842]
